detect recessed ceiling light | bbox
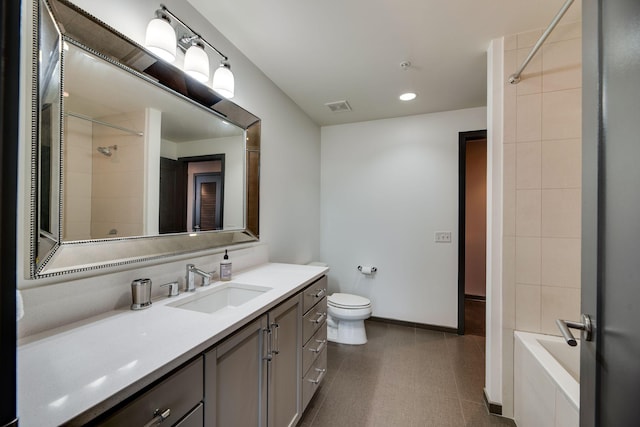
[399,92,417,101]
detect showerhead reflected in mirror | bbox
[96,145,117,157]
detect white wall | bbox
[320,108,486,327]
[17,0,321,336]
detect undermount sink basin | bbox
[168,283,272,314]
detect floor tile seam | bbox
[457,395,468,426]
[303,391,329,427]
[443,335,466,426]
[471,336,485,354]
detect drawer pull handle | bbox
[307,288,326,299]
[272,322,280,355]
[143,408,171,427]
[308,339,326,354]
[307,368,326,385]
[308,312,326,324]
[263,328,273,361]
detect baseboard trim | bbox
[483,388,502,415]
[368,316,458,334]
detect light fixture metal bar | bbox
[159,4,228,61]
[508,0,574,84]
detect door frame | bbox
[178,154,225,232]
[457,130,487,335]
[193,172,223,231]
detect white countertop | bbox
[17,263,328,426]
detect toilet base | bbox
[327,317,368,345]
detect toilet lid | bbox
[328,293,371,308]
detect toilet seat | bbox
[328,293,371,309]
[327,293,372,345]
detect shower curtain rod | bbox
[507,0,575,84]
[65,111,144,136]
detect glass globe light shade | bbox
[145,17,176,63]
[212,62,234,98]
[184,43,210,83]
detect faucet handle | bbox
[161,281,180,297]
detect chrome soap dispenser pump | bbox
[220,250,232,281]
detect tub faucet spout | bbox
[556,314,593,346]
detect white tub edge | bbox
[514,331,580,410]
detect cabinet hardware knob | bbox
[307,288,326,299]
[272,322,280,355]
[308,339,326,354]
[309,312,326,324]
[143,408,171,427]
[307,368,326,385]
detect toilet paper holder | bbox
[357,265,377,274]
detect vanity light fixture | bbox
[145,4,235,98]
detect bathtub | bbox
[514,331,580,427]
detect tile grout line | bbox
[444,335,468,426]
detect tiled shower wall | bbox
[64,116,93,240]
[501,21,582,416]
[91,111,145,238]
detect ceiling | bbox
[187,0,581,126]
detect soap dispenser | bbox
[220,250,232,281]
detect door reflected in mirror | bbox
[62,44,245,241]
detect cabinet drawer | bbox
[302,326,327,376]
[96,357,203,427]
[303,276,327,314]
[303,297,327,344]
[175,402,203,427]
[302,346,327,411]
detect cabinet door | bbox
[268,295,302,427]
[204,316,268,427]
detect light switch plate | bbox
[434,231,452,243]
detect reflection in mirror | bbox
[30,0,261,279]
[36,0,62,271]
[62,44,245,240]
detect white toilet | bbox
[327,293,372,345]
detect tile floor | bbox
[299,320,515,427]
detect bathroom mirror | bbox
[31,0,261,278]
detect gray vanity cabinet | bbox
[204,316,269,427]
[267,295,303,427]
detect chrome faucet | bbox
[186,264,212,292]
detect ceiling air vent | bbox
[325,100,352,113]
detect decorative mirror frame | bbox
[30,0,260,279]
